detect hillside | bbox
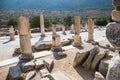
[0,0,113,11]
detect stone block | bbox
[35,59,44,69]
[58,52,67,57]
[111,10,120,22]
[41,77,50,80]
[21,60,35,73]
[94,72,106,80]
[25,70,36,80]
[40,69,50,78]
[43,58,54,72]
[82,46,100,69]
[99,54,114,76]
[91,50,109,70]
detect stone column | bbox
[18,16,33,61]
[9,26,15,41]
[51,35,62,52]
[62,26,66,35]
[52,25,56,35]
[40,14,45,37]
[72,16,81,47]
[87,18,94,42]
[70,24,74,33]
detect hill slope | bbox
[0,0,113,11]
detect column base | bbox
[51,46,62,52]
[41,34,45,37]
[87,40,94,43]
[72,42,82,47]
[19,54,34,61]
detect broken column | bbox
[51,35,62,52]
[62,26,66,35]
[40,14,45,37]
[52,25,56,35]
[70,24,74,33]
[72,16,81,47]
[18,16,34,61]
[87,18,94,42]
[9,26,15,41]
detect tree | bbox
[7,18,17,26]
[30,16,40,28]
[94,17,108,26]
[30,16,51,28]
[63,16,74,26]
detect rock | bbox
[94,72,106,80]
[113,0,120,7]
[25,70,36,80]
[50,71,70,80]
[40,68,50,78]
[21,60,35,73]
[41,77,50,80]
[14,48,21,54]
[99,54,114,76]
[34,41,52,51]
[106,55,120,80]
[8,65,23,80]
[111,10,120,22]
[43,58,54,72]
[106,22,120,51]
[73,47,92,67]
[91,49,109,70]
[82,46,100,69]
[35,59,44,69]
[58,52,67,57]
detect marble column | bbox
[72,16,81,47]
[40,14,45,37]
[62,26,66,35]
[87,18,94,42]
[18,16,33,61]
[9,26,15,41]
[70,24,74,33]
[52,24,56,35]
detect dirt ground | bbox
[0,39,113,80]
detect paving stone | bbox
[35,59,44,69]
[8,64,23,80]
[40,68,50,78]
[43,58,54,72]
[91,49,109,70]
[25,70,36,80]
[50,71,70,80]
[21,60,35,73]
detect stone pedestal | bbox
[62,26,66,35]
[51,35,62,52]
[87,18,94,42]
[9,26,15,41]
[18,16,33,61]
[70,24,74,33]
[40,14,45,37]
[72,34,81,47]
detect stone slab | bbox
[0,51,52,68]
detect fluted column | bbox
[40,14,45,37]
